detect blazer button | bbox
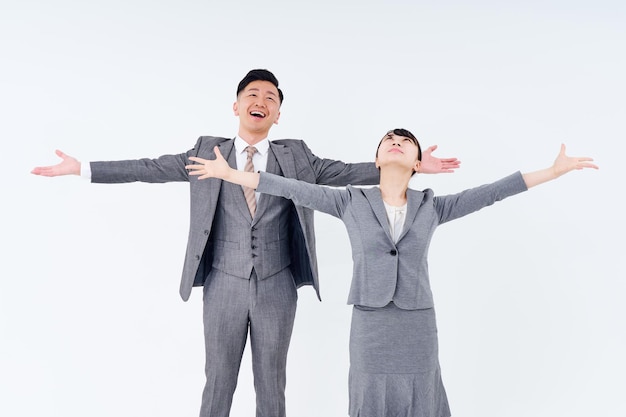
[195,255,200,260]
[204,230,209,235]
[251,245,257,249]
[389,249,397,256]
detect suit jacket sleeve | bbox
[296,141,380,186]
[256,171,350,218]
[434,171,528,224]
[89,137,209,183]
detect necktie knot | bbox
[245,146,258,159]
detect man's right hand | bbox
[31,150,81,177]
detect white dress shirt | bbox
[80,161,92,178]
[233,136,269,172]
[234,136,270,203]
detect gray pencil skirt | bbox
[349,303,451,417]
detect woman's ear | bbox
[413,160,421,173]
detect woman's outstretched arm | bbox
[186,145,349,218]
[522,144,598,188]
[186,146,259,188]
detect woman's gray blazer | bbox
[256,171,528,309]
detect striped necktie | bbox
[243,146,258,217]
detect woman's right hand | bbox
[186,146,232,180]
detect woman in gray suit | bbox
[186,129,598,417]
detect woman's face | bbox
[375,133,421,172]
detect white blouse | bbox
[383,201,407,243]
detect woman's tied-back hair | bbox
[376,128,422,161]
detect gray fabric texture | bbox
[256,170,528,309]
[89,136,380,417]
[349,304,451,417]
[90,136,380,301]
[255,170,529,416]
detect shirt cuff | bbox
[80,162,92,180]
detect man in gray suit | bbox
[31,69,459,417]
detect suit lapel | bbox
[362,187,425,244]
[218,139,236,169]
[205,140,235,199]
[270,141,297,179]
[254,147,280,220]
[220,140,253,221]
[362,187,394,243]
[397,189,424,241]
[192,140,235,228]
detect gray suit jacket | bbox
[90,136,379,301]
[256,171,528,309]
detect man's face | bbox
[233,80,281,137]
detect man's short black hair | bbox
[236,69,284,104]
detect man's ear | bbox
[233,101,239,116]
[273,110,281,125]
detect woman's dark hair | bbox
[236,69,284,104]
[375,128,422,161]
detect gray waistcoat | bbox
[207,147,292,280]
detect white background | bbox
[2,1,624,416]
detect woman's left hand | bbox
[553,143,599,177]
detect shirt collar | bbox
[235,135,270,156]
[383,200,407,212]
